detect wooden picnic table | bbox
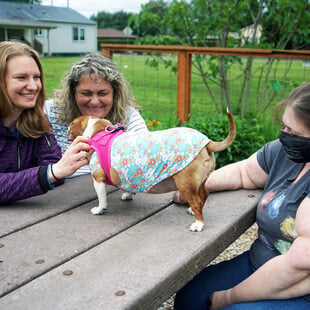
[0,175,262,309]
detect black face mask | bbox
[279,131,310,163]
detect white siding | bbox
[35,22,97,55]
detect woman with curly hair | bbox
[45,53,147,177]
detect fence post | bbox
[102,48,112,59]
[177,51,191,124]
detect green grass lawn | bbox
[42,56,80,97]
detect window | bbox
[73,26,85,42]
[34,29,43,36]
[79,28,85,41]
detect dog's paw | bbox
[187,207,195,216]
[91,206,106,215]
[121,192,133,201]
[189,221,204,232]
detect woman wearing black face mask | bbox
[174,83,310,310]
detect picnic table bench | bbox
[0,175,262,309]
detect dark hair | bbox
[276,83,310,130]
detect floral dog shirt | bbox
[89,127,210,192]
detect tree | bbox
[131,0,309,117]
[91,11,132,31]
[262,0,309,50]
[129,0,170,37]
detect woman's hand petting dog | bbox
[49,136,90,181]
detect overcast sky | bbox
[40,0,150,18]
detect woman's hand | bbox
[48,136,90,181]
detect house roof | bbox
[97,28,137,39]
[0,1,96,28]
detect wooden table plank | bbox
[0,189,173,298]
[0,175,103,237]
[0,189,261,309]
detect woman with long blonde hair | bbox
[0,41,89,203]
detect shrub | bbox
[185,114,272,167]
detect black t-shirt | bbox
[250,139,310,270]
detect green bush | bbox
[186,114,275,167]
[188,114,274,167]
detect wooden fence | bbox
[101,44,310,123]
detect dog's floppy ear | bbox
[68,120,84,140]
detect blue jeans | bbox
[174,251,310,310]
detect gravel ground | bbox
[158,223,258,310]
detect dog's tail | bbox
[206,108,236,153]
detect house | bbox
[240,24,262,44]
[199,24,262,47]
[0,1,97,56]
[97,28,137,45]
[228,24,262,46]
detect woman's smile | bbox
[75,73,114,119]
[4,55,41,126]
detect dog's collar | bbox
[105,123,125,133]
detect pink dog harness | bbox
[88,124,125,186]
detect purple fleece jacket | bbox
[0,119,64,204]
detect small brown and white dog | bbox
[68,111,236,231]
